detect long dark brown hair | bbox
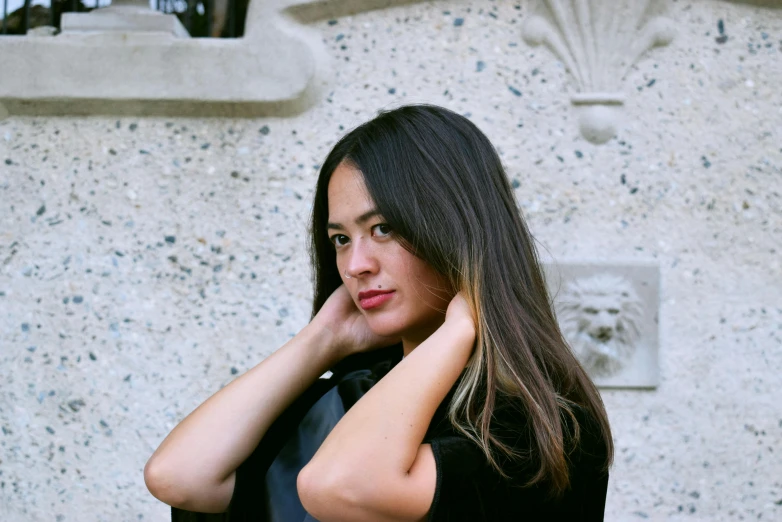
[308,104,612,495]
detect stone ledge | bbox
[0,0,432,120]
[60,6,190,37]
[0,1,327,119]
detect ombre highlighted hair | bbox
[308,104,613,495]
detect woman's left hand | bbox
[445,291,477,337]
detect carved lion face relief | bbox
[556,273,644,378]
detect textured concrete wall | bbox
[1,1,780,521]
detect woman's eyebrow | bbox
[327,209,381,230]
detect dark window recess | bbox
[1,0,249,37]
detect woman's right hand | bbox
[312,285,401,360]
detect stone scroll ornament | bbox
[522,0,676,144]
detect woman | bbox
[144,104,613,521]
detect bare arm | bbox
[297,297,477,522]
[144,321,341,513]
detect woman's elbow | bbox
[144,457,189,507]
[297,463,363,521]
[144,456,234,513]
[297,464,326,517]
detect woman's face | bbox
[327,161,455,350]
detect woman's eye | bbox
[330,225,390,247]
[329,234,348,247]
[373,224,392,237]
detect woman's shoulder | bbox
[424,398,609,521]
[562,402,610,472]
[494,398,608,456]
[427,395,608,478]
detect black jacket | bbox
[172,345,608,521]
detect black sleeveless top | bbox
[171,345,609,521]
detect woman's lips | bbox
[359,291,395,310]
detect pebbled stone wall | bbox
[1,1,780,520]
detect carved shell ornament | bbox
[522,0,676,144]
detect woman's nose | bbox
[344,238,378,278]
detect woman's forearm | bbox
[301,316,475,495]
[144,321,341,513]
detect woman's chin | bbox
[366,319,407,340]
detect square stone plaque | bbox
[542,261,660,388]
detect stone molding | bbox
[0,0,431,119]
[522,0,676,144]
[0,0,330,119]
[3,0,775,123]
